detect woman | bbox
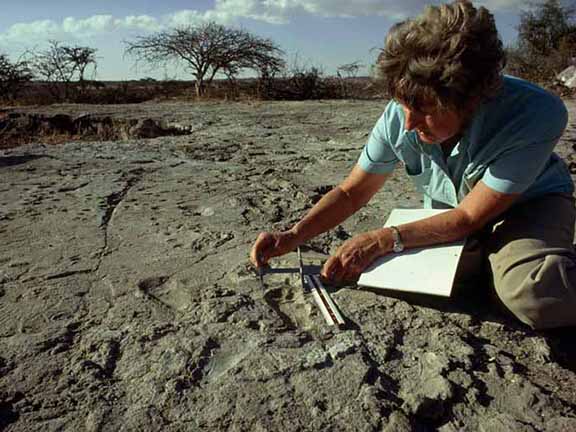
[251,0,576,329]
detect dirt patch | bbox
[0,111,192,149]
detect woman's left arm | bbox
[321,181,519,282]
[395,180,519,248]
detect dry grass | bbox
[0,130,92,150]
[1,76,381,108]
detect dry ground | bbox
[1,99,576,431]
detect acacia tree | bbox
[507,0,576,82]
[336,61,364,98]
[0,53,33,101]
[337,61,363,79]
[124,22,285,97]
[61,45,98,91]
[31,41,97,100]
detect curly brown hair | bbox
[375,0,506,111]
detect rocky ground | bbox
[1,99,576,431]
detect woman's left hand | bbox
[321,230,390,283]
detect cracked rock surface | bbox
[1,99,576,431]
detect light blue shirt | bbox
[358,76,574,208]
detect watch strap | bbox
[389,226,404,253]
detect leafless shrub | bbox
[255,55,341,100]
[62,45,98,95]
[124,22,285,98]
[285,65,327,99]
[0,53,33,101]
[336,61,364,98]
[29,41,97,101]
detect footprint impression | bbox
[263,282,314,330]
[136,275,194,314]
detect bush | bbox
[257,65,343,100]
[0,54,33,101]
[506,0,576,85]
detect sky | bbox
[0,0,527,81]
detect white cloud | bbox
[203,0,288,24]
[3,19,61,41]
[263,0,529,20]
[62,15,116,34]
[0,14,162,45]
[122,15,162,32]
[0,2,285,47]
[219,0,424,20]
[166,10,208,28]
[260,0,527,19]
[477,0,528,12]
[220,0,524,23]
[264,0,392,17]
[0,0,526,47]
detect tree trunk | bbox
[194,79,205,98]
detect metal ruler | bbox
[298,247,344,327]
[257,248,344,327]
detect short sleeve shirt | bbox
[358,75,574,209]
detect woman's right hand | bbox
[250,230,301,269]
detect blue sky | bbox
[0,0,525,81]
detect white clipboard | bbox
[357,209,465,297]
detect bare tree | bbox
[31,41,97,100]
[336,61,364,98]
[337,61,363,79]
[61,45,97,93]
[0,53,33,101]
[124,22,285,97]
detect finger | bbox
[336,252,364,282]
[249,239,261,267]
[325,257,347,284]
[340,268,361,283]
[331,262,348,284]
[349,255,377,282]
[250,233,271,268]
[321,255,339,281]
[346,256,371,279]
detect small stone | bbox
[400,352,453,420]
[383,411,413,432]
[327,332,361,360]
[479,413,537,432]
[201,207,215,217]
[128,118,164,139]
[0,270,9,285]
[302,347,331,369]
[546,417,576,431]
[85,408,110,432]
[401,375,453,420]
[447,370,473,389]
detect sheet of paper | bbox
[357,209,465,297]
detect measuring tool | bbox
[258,247,345,327]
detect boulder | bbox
[557,65,576,88]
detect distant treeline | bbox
[1,0,575,105]
[5,76,378,105]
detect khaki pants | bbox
[457,193,576,330]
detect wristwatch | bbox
[389,226,404,253]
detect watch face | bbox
[390,226,403,253]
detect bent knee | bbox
[494,286,568,330]
[493,255,576,330]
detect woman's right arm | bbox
[250,165,391,268]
